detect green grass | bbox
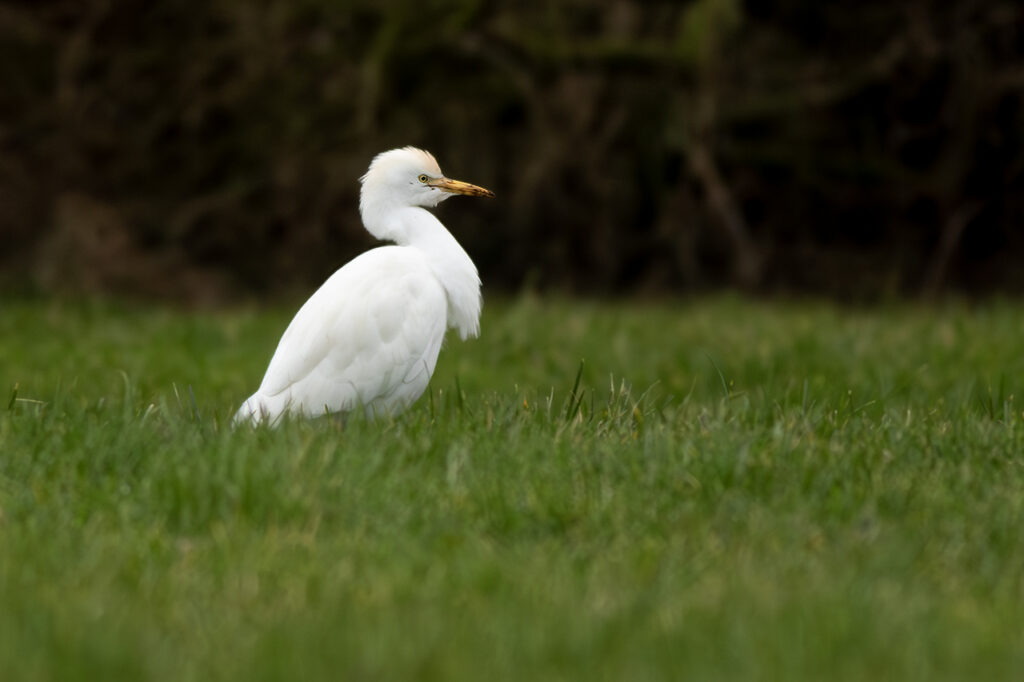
[1,295,1023,681]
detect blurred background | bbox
[1,0,1022,304]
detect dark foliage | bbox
[1,0,1022,301]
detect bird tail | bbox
[233,393,275,426]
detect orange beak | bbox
[428,177,495,198]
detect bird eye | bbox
[418,174,429,183]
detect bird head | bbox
[360,147,494,209]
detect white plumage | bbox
[235,147,493,425]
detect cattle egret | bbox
[234,147,493,425]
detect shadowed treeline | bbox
[1,0,1022,301]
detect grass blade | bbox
[564,359,585,422]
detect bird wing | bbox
[255,246,448,416]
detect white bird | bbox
[234,147,493,425]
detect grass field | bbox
[1,295,1023,681]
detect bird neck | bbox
[360,202,481,340]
